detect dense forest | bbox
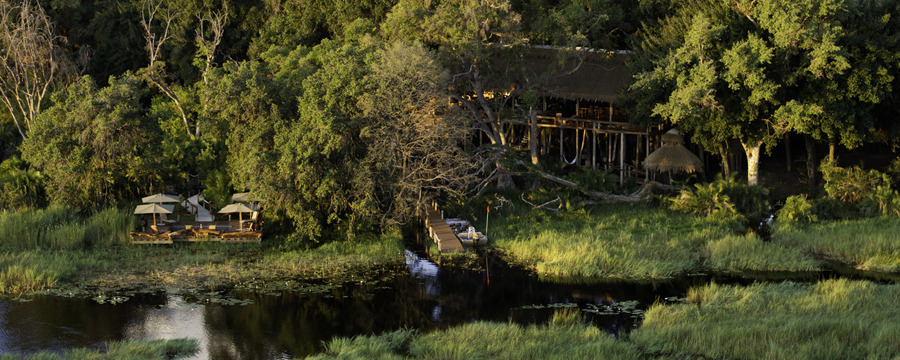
[2,0,900,242]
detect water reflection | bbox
[6,245,874,359]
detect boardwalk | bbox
[424,207,464,252]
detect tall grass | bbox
[0,206,134,250]
[705,234,821,272]
[0,251,101,294]
[0,338,198,359]
[262,228,405,276]
[631,279,900,360]
[308,309,642,360]
[489,202,734,279]
[773,217,900,272]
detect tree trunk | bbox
[718,145,731,178]
[828,137,836,163]
[805,134,817,185]
[742,141,762,186]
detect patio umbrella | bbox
[134,203,175,226]
[142,193,180,204]
[219,202,257,230]
[643,128,703,175]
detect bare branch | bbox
[0,0,70,139]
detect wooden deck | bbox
[424,207,464,253]
[130,220,262,244]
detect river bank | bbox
[308,278,900,360]
[0,207,406,297]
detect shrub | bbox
[669,176,769,223]
[820,161,900,217]
[776,195,817,223]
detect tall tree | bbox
[20,74,149,209]
[631,0,855,185]
[0,0,70,139]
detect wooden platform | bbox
[424,208,464,252]
[130,226,262,244]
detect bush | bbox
[776,195,817,224]
[820,161,900,217]
[669,176,769,224]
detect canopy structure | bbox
[231,192,260,203]
[142,193,180,204]
[219,203,258,230]
[643,129,703,174]
[134,204,175,225]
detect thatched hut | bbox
[643,129,703,178]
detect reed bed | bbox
[0,338,198,359]
[773,218,900,272]
[705,235,821,272]
[489,203,733,279]
[631,279,900,360]
[0,206,133,251]
[308,310,641,360]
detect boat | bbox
[446,218,488,246]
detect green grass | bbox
[487,202,824,279]
[0,235,404,296]
[774,217,900,272]
[0,206,133,251]
[705,234,821,272]
[308,279,900,360]
[631,279,900,360]
[307,309,642,360]
[0,338,198,359]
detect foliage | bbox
[820,161,900,217]
[669,176,769,224]
[629,0,900,185]
[631,280,900,360]
[19,74,151,210]
[0,156,44,210]
[776,195,817,224]
[565,168,618,194]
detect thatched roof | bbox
[490,46,632,103]
[643,129,703,174]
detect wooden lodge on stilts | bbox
[490,47,666,184]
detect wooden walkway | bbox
[424,207,464,252]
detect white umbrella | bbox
[134,204,175,225]
[142,193,180,204]
[219,203,257,230]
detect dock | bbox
[424,206,465,252]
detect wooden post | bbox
[592,130,597,168]
[574,128,581,165]
[619,133,625,184]
[559,127,564,162]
